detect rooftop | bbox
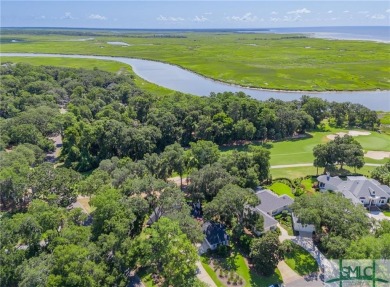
[203,221,228,246]
[255,189,294,214]
[256,208,278,230]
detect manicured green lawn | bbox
[200,257,224,287]
[201,250,283,287]
[271,165,377,180]
[221,129,389,167]
[2,32,389,91]
[284,242,319,276]
[268,183,295,198]
[382,211,390,217]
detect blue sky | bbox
[2,1,390,29]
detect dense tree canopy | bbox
[292,192,371,258]
[250,232,282,276]
[313,135,365,172]
[0,62,383,286]
[371,160,390,186]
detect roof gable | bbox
[203,222,228,245]
[255,189,294,213]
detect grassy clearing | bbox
[284,242,319,276]
[270,165,377,180]
[220,129,388,179]
[76,197,94,213]
[201,250,283,287]
[0,56,176,96]
[378,112,390,125]
[268,182,295,198]
[300,177,317,193]
[2,32,390,91]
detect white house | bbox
[201,221,229,251]
[317,175,390,207]
[292,213,316,235]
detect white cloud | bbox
[157,15,185,22]
[287,8,311,15]
[344,10,350,13]
[204,12,213,15]
[357,11,369,14]
[61,12,74,20]
[88,14,107,20]
[271,15,302,22]
[371,14,385,20]
[226,12,258,22]
[193,15,208,22]
[35,15,46,20]
[386,9,390,13]
[327,10,333,14]
[271,11,278,15]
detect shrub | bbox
[219,269,224,278]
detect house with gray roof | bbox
[317,175,390,207]
[201,221,229,251]
[255,189,294,216]
[252,209,278,235]
[248,189,294,235]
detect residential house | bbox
[201,221,229,251]
[255,189,294,216]
[292,213,316,235]
[250,189,294,235]
[317,175,390,207]
[252,209,278,236]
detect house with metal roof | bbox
[317,175,390,207]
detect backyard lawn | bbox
[300,177,317,193]
[284,242,319,276]
[268,182,295,198]
[201,249,283,287]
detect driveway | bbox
[196,261,216,287]
[277,261,302,284]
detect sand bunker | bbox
[327,130,371,140]
[365,151,390,160]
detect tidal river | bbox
[2,53,389,111]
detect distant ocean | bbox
[4,26,389,43]
[238,26,390,43]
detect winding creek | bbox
[2,53,389,111]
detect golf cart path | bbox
[271,163,381,169]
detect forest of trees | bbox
[292,193,390,259]
[0,63,383,286]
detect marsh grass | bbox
[2,32,389,91]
